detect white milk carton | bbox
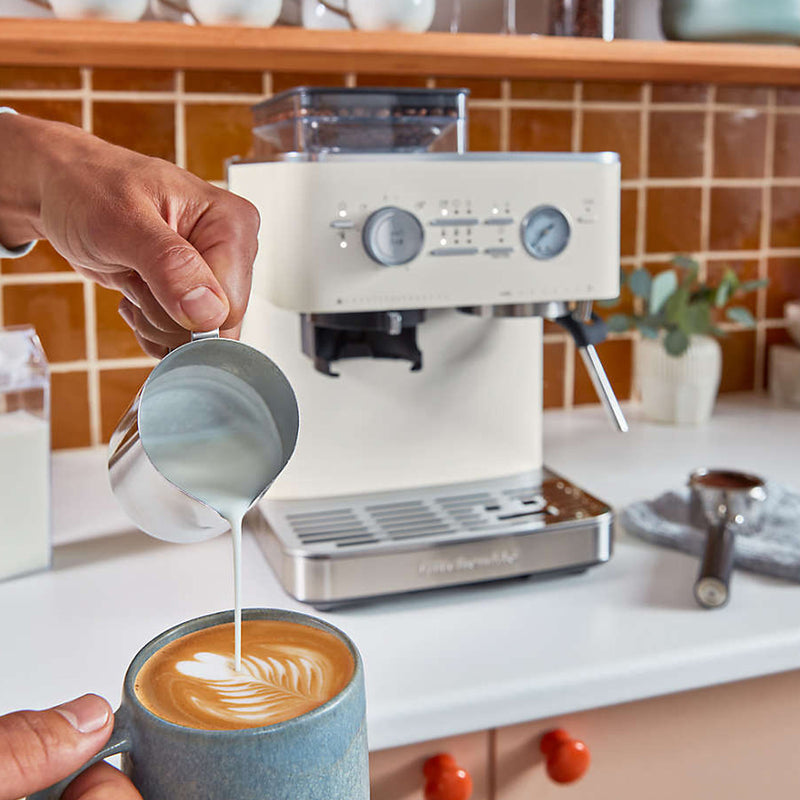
[0,326,50,581]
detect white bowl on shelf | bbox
[347,0,436,32]
[49,0,149,20]
[188,0,282,25]
[785,300,800,347]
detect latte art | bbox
[134,620,354,730]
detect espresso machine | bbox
[228,87,626,607]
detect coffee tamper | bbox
[688,469,767,609]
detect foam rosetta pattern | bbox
[134,620,354,730]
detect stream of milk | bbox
[139,365,284,670]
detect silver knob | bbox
[362,207,424,266]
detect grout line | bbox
[262,71,272,97]
[175,70,186,170]
[618,177,796,188]
[49,357,158,373]
[756,87,778,389]
[629,82,652,400]
[499,79,510,152]
[571,81,582,153]
[80,68,101,447]
[697,85,716,279]
[1,271,84,284]
[344,72,357,88]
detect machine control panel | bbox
[362,206,425,266]
[229,155,620,312]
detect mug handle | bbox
[27,707,133,800]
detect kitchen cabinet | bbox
[371,731,490,800]
[371,669,800,798]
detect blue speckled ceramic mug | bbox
[29,608,369,800]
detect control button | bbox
[484,247,514,257]
[429,218,479,227]
[484,217,514,226]
[429,247,480,257]
[330,219,355,229]
[362,206,424,266]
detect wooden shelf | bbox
[1,18,800,85]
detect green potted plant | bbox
[605,256,765,424]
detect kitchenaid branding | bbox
[417,549,520,577]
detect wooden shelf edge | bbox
[1,18,800,85]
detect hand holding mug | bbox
[0,694,141,800]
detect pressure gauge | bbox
[520,206,571,260]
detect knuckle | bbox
[152,242,204,283]
[0,711,64,781]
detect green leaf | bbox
[686,301,712,334]
[596,297,621,308]
[649,270,678,315]
[663,286,690,330]
[637,323,659,339]
[664,328,690,357]
[627,268,652,300]
[607,313,635,332]
[738,279,768,293]
[725,306,757,327]
[709,325,727,338]
[671,255,699,272]
[714,279,732,308]
[723,268,740,291]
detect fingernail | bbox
[55,694,110,734]
[180,286,226,327]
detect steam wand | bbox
[556,306,629,433]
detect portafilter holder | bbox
[688,468,767,609]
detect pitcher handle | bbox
[191,329,219,341]
[27,707,133,800]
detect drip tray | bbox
[246,468,613,608]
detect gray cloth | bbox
[620,483,800,582]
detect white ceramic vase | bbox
[636,334,722,425]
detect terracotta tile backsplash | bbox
[99,367,152,443]
[93,101,176,161]
[0,67,798,449]
[713,111,767,179]
[645,187,702,253]
[185,103,255,181]
[581,110,640,180]
[50,371,91,450]
[648,112,705,179]
[94,286,142,360]
[3,282,86,363]
[509,109,572,152]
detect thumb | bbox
[129,220,230,332]
[0,694,113,800]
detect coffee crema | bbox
[134,620,354,731]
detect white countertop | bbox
[2,395,800,751]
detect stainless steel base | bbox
[247,468,613,608]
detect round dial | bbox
[521,206,571,260]
[362,207,424,266]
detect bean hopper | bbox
[228,87,627,607]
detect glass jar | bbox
[549,0,624,40]
[0,325,50,581]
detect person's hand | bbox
[0,694,141,799]
[0,113,260,357]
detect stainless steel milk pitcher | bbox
[108,332,299,543]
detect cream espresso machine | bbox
[228,87,627,607]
